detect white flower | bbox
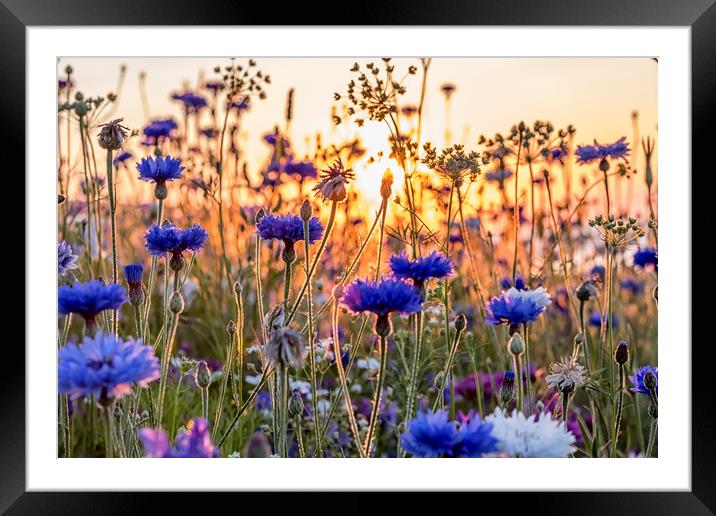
[546,355,586,393]
[244,374,262,385]
[486,408,576,458]
[506,286,552,310]
[289,379,312,396]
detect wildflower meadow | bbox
[56,58,658,459]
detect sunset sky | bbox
[58,57,657,208]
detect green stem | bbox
[217,367,274,448]
[363,334,388,457]
[611,364,625,457]
[106,149,119,336]
[286,201,338,325]
[645,417,657,457]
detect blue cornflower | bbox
[500,275,526,290]
[629,365,658,395]
[485,291,546,326]
[621,277,644,294]
[389,251,454,289]
[284,160,318,179]
[456,411,500,458]
[58,333,159,400]
[123,264,144,287]
[136,155,185,186]
[139,418,220,458]
[575,137,630,165]
[58,240,79,276]
[144,223,208,266]
[485,167,513,184]
[112,151,133,166]
[588,310,619,328]
[172,91,208,113]
[590,264,606,285]
[633,247,658,270]
[58,280,127,324]
[341,278,423,318]
[204,80,224,92]
[401,410,460,458]
[256,213,323,245]
[143,118,177,143]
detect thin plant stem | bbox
[611,363,625,457]
[217,367,274,448]
[645,417,657,457]
[363,333,388,457]
[105,149,119,336]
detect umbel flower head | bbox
[58,333,160,400]
[97,118,129,150]
[58,240,79,276]
[341,278,423,337]
[589,214,645,248]
[546,355,587,394]
[400,409,498,458]
[136,155,185,199]
[485,287,550,326]
[139,418,220,458]
[422,143,483,184]
[630,365,658,395]
[389,251,454,290]
[58,279,128,325]
[266,327,306,369]
[486,408,576,458]
[144,222,208,271]
[313,158,355,202]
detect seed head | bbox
[97,118,129,150]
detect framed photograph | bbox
[4,0,710,512]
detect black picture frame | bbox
[3,0,710,513]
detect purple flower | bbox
[485,292,546,326]
[58,240,79,276]
[341,278,423,317]
[256,213,323,244]
[58,280,127,323]
[112,151,133,166]
[136,155,185,185]
[123,264,144,288]
[284,160,318,179]
[144,223,208,257]
[630,366,658,395]
[58,333,159,400]
[401,410,460,458]
[575,137,630,164]
[621,277,644,294]
[633,247,658,270]
[389,251,454,288]
[172,91,208,113]
[455,411,499,458]
[142,118,178,143]
[500,275,526,290]
[588,310,619,328]
[139,418,220,458]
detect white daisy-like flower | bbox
[486,408,576,458]
[546,355,586,393]
[506,286,552,310]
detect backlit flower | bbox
[58,240,79,276]
[58,280,127,324]
[389,251,454,289]
[486,408,576,458]
[546,355,586,393]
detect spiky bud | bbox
[500,371,516,405]
[644,370,657,392]
[97,118,128,150]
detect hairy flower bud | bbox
[288,389,304,417]
[615,340,629,365]
[267,327,305,369]
[454,313,467,332]
[243,431,272,458]
[576,280,598,302]
[227,320,236,335]
[508,332,524,356]
[300,199,312,222]
[195,360,211,389]
[500,371,516,405]
[169,291,185,314]
[154,182,168,200]
[644,370,657,392]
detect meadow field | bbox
[56,57,658,458]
